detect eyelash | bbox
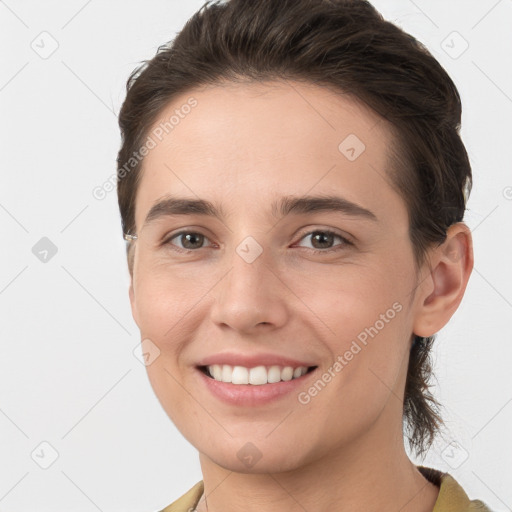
[162,229,353,255]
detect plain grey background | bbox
[1,0,511,510]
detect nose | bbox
[209,246,289,333]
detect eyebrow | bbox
[142,193,377,228]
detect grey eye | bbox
[168,232,211,250]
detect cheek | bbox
[290,263,411,403]
[144,361,197,442]
[287,260,407,337]
[133,258,215,338]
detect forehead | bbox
[135,80,403,229]
[145,79,389,162]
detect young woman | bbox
[116,1,492,510]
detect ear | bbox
[413,222,474,337]
[128,249,140,327]
[129,273,141,327]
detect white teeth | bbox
[249,366,267,385]
[221,364,232,383]
[232,366,249,384]
[281,367,294,381]
[212,364,223,381]
[205,364,310,384]
[267,365,281,384]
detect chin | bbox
[220,455,304,474]
[199,440,312,475]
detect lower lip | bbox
[196,367,318,406]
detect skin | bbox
[128,80,473,512]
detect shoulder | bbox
[158,480,204,512]
[418,466,494,512]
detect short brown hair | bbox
[116,0,472,457]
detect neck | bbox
[195,403,439,512]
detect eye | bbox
[295,229,352,253]
[161,228,352,254]
[164,231,213,252]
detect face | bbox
[129,80,428,473]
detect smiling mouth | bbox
[198,364,318,385]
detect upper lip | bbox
[196,352,317,369]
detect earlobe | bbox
[413,223,474,337]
